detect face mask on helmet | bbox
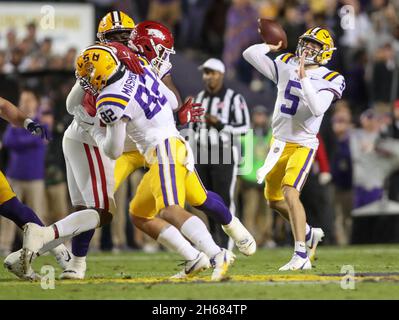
[129,21,175,77]
[295,29,336,65]
[296,38,323,65]
[150,39,175,77]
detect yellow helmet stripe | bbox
[311,27,321,36]
[112,11,122,26]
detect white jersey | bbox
[272,53,345,148]
[95,66,180,158]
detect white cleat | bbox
[210,248,236,281]
[170,252,210,279]
[306,228,325,262]
[53,246,72,271]
[22,223,54,274]
[222,217,257,256]
[3,249,40,281]
[279,253,312,271]
[59,257,86,280]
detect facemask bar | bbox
[76,71,98,96]
[296,37,336,65]
[150,38,175,77]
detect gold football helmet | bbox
[75,45,121,95]
[296,27,336,65]
[97,11,135,44]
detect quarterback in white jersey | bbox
[243,26,345,270]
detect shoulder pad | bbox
[279,53,295,64]
[322,71,341,82]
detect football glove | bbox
[178,97,204,125]
[24,119,48,140]
[108,41,144,75]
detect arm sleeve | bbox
[66,81,85,115]
[90,120,127,160]
[223,94,250,135]
[242,43,278,83]
[300,77,335,117]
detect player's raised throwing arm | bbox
[242,42,282,83]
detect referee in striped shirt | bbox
[190,58,250,248]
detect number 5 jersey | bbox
[243,43,346,149]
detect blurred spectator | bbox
[344,49,369,116]
[201,0,230,56]
[22,22,39,55]
[64,48,78,71]
[0,51,6,74]
[3,48,24,74]
[222,0,259,83]
[331,104,353,245]
[40,98,69,225]
[350,109,399,208]
[371,43,398,104]
[281,3,306,54]
[239,105,275,247]
[301,134,335,244]
[178,0,212,50]
[0,89,47,253]
[339,0,372,69]
[147,0,182,30]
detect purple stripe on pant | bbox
[293,149,314,189]
[157,145,169,207]
[165,139,179,205]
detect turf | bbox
[0,244,398,300]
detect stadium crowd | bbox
[0,0,399,255]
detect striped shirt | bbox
[190,87,250,148]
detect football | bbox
[258,18,288,49]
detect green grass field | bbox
[0,244,398,300]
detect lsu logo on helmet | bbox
[75,45,121,95]
[296,27,336,65]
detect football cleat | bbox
[210,249,236,281]
[22,223,54,274]
[53,246,72,271]
[59,257,86,280]
[222,217,257,256]
[4,249,40,281]
[279,253,312,271]
[170,252,211,279]
[306,227,325,262]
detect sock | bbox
[54,209,100,238]
[222,216,248,239]
[180,216,221,258]
[295,241,307,258]
[305,224,312,241]
[195,191,232,225]
[72,229,95,257]
[157,225,199,261]
[72,255,86,263]
[0,197,43,228]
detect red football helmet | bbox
[129,21,175,77]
